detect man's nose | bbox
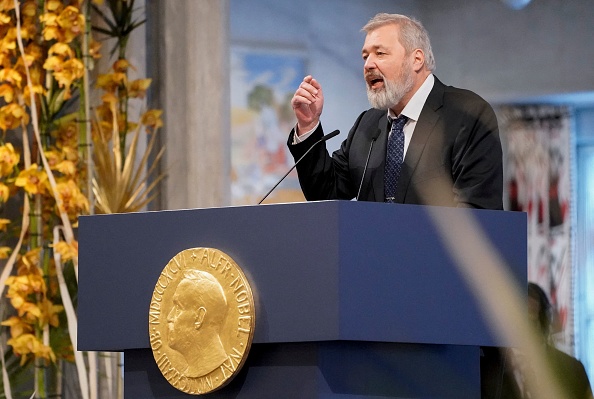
[364,56,376,71]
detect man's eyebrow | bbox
[362,44,386,53]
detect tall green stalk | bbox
[79,0,94,208]
[91,0,145,170]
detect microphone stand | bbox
[258,130,340,204]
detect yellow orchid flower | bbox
[30,65,43,83]
[0,54,10,67]
[0,217,10,231]
[43,55,63,71]
[0,0,14,12]
[21,53,36,67]
[55,160,76,175]
[39,12,58,26]
[25,43,44,63]
[56,6,84,42]
[7,333,56,365]
[56,179,89,216]
[96,72,127,92]
[89,39,102,59]
[15,164,48,195]
[0,28,16,54]
[53,121,78,150]
[44,149,63,169]
[16,301,42,320]
[0,83,14,103]
[28,274,46,294]
[48,42,74,58]
[46,150,77,174]
[52,240,78,262]
[0,11,10,24]
[39,298,63,328]
[46,0,63,12]
[0,67,23,88]
[21,0,37,17]
[52,58,84,90]
[0,103,30,131]
[23,84,45,105]
[20,18,38,40]
[59,145,78,162]
[0,142,20,176]
[141,109,164,130]
[6,292,25,310]
[0,245,11,258]
[1,316,33,338]
[17,248,42,275]
[113,59,131,73]
[5,276,45,312]
[11,274,46,295]
[41,25,61,42]
[128,78,152,99]
[0,183,9,202]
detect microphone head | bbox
[322,130,340,142]
[373,128,381,141]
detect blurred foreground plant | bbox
[1,1,162,398]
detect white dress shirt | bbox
[387,73,434,157]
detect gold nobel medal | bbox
[148,248,255,394]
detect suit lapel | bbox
[370,116,390,201]
[395,78,445,203]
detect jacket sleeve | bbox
[287,112,368,201]
[450,97,503,210]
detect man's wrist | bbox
[293,121,320,144]
[297,121,319,136]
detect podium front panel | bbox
[78,201,526,351]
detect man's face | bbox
[167,281,196,351]
[362,24,415,110]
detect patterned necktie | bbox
[384,115,408,203]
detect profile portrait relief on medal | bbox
[150,247,255,394]
[167,269,229,378]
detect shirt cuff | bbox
[292,122,320,144]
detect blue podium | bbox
[78,201,526,398]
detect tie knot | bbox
[392,115,408,129]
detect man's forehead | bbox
[363,25,400,46]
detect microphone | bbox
[356,129,381,201]
[258,129,340,205]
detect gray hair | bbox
[362,13,436,72]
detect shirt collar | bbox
[388,74,435,122]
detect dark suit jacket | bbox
[546,346,593,399]
[288,77,503,209]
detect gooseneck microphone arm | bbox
[258,129,340,205]
[356,129,381,201]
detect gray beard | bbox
[366,68,414,110]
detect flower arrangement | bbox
[0,1,163,398]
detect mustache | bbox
[365,71,383,78]
[365,71,384,81]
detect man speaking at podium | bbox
[287,13,503,210]
[287,13,510,398]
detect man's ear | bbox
[195,307,206,330]
[412,49,425,72]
